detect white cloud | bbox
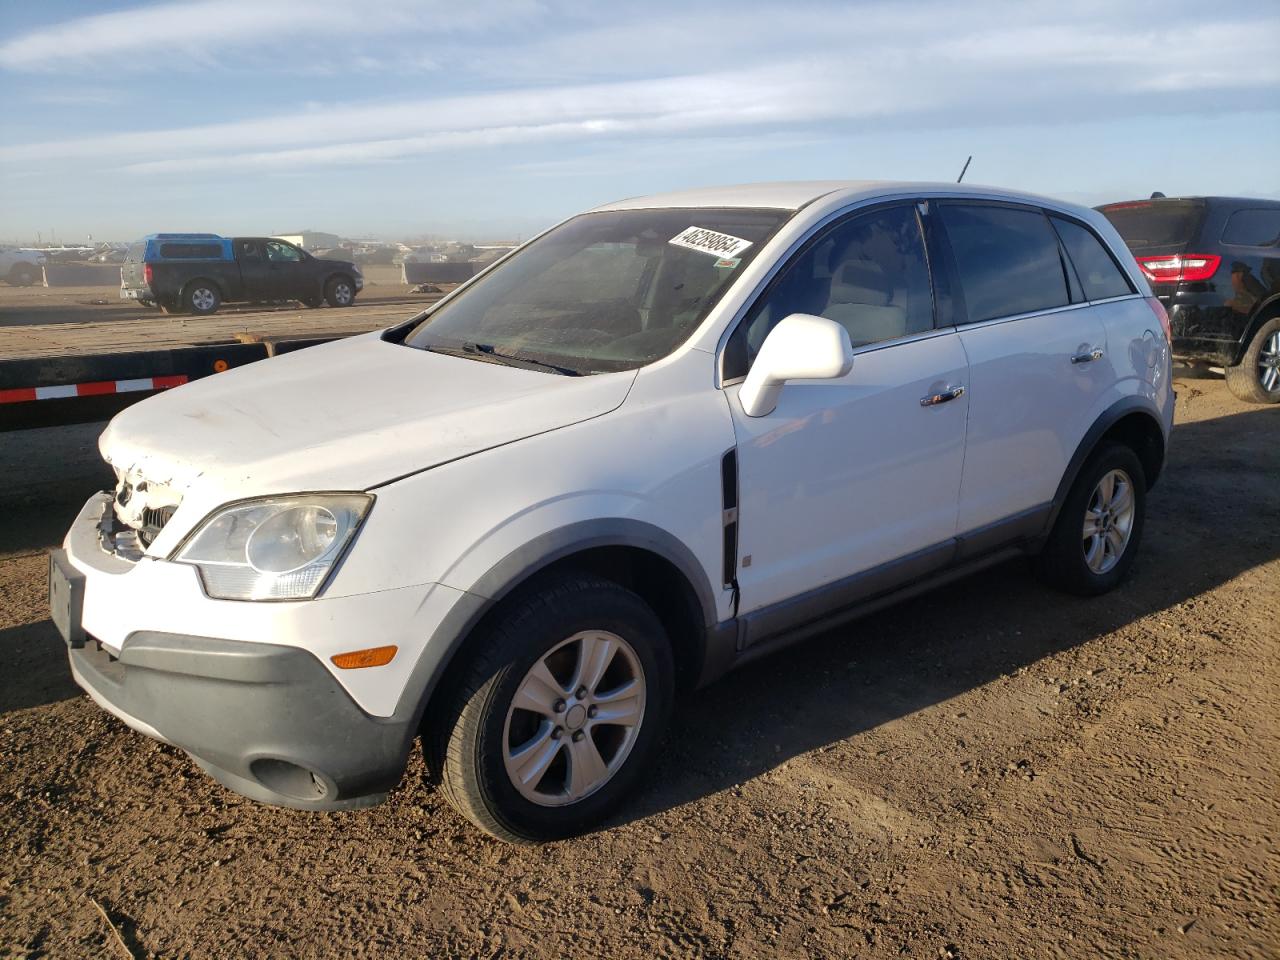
[0,0,1276,181]
[0,0,540,71]
[0,65,863,167]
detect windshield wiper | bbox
[426,341,582,377]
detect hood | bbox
[100,333,636,500]
[317,256,360,272]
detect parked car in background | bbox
[120,233,363,315]
[0,245,46,286]
[53,181,1172,842]
[1098,196,1280,403]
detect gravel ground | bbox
[1,372,1276,959]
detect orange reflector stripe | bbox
[331,645,398,669]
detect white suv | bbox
[51,181,1173,841]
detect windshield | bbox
[1098,200,1206,248]
[404,207,791,374]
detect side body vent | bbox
[720,449,739,591]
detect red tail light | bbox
[1145,297,1172,343]
[143,263,153,285]
[1135,253,1221,283]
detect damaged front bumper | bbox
[48,491,472,810]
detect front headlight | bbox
[173,494,372,601]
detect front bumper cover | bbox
[53,559,414,810]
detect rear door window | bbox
[937,204,1069,323]
[1221,209,1280,247]
[1050,217,1135,301]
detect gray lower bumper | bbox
[68,629,414,811]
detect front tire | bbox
[1035,442,1146,596]
[1225,316,1280,404]
[324,275,356,307]
[428,574,674,843]
[183,280,221,315]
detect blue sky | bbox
[1,0,1277,243]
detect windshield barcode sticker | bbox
[669,226,753,259]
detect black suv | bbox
[1098,196,1280,403]
[120,234,363,316]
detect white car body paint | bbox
[59,181,1174,739]
[727,329,971,613]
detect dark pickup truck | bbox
[121,233,363,315]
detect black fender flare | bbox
[1042,396,1167,539]
[387,518,719,734]
[1230,294,1280,366]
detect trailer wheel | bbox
[184,281,221,315]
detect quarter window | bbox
[725,204,934,378]
[1050,217,1134,301]
[938,204,1069,323]
[1221,209,1280,247]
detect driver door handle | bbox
[1071,347,1104,364]
[920,385,965,407]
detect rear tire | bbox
[183,281,221,315]
[324,276,355,308]
[1035,442,1146,596]
[427,573,674,843]
[1224,316,1280,404]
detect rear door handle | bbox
[1071,347,1104,364]
[920,385,965,407]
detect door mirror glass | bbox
[738,313,854,417]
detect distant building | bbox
[273,231,343,251]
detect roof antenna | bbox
[956,156,972,184]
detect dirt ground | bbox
[0,372,1276,959]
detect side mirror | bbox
[738,313,854,417]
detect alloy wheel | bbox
[1259,330,1280,394]
[1082,468,1136,575]
[502,630,646,807]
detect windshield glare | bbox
[405,207,790,374]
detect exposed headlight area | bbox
[173,494,372,600]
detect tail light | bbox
[1135,253,1221,283]
[143,263,153,285]
[1145,296,1172,343]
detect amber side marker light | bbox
[331,645,398,669]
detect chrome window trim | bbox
[1083,292,1144,307]
[948,300,1090,333]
